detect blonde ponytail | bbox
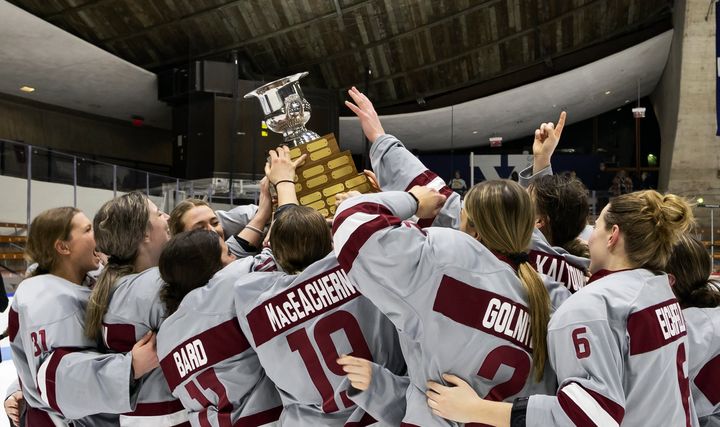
[465,180,551,383]
[517,262,550,382]
[84,263,134,340]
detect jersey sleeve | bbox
[37,348,136,419]
[14,305,137,419]
[370,134,461,229]
[346,361,409,426]
[332,191,429,298]
[526,316,626,427]
[518,164,553,188]
[216,204,258,238]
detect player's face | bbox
[65,212,100,273]
[145,200,170,262]
[183,205,225,239]
[219,236,236,267]
[588,206,610,274]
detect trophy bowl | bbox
[244,72,320,147]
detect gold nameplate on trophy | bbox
[292,134,371,218]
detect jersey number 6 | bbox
[287,310,373,413]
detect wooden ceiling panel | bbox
[7,0,673,108]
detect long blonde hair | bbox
[84,192,149,340]
[464,180,550,382]
[25,207,80,276]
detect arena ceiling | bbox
[7,0,673,113]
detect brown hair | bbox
[168,198,210,236]
[464,180,550,382]
[25,207,80,276]
[269,206,333,274]
[666,234,720,308]
[528,174,589,258]
[159,230,224,316]
[603,191,694,271]
[85,192,150,340]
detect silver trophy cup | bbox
[244,72,321,147]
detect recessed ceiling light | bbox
[625,99,631,103]
[605,90,612,95]
[472,130,478,134]
[20,86,35,92]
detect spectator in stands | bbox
[448,170,467,196]
[610,169,633,196]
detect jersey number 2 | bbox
[30,329,48,357]
[287,310,373,413]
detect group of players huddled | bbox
[5,88,719,427]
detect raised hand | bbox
[408,186,446,219]
[337,355,373,391]
[532,111,566,173]
[363,169,381,192]
[345,87,385,144]
[266,146,305,206]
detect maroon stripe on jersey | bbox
[43,347,81,416]
[433,275,532,352]
[336,215,402,273]
[528,250,586,293]
[26,406,64,427]
[246,265,361,346]
[586,268,634,284]
[8,307,18,342]
[559,381,625,425]
[694,354,720,405]
[403,170,453,228]
[627,298,687,355]
[123,399,185,416]
[344,412,377,426]
[234,406,282,426]
[102,322,136,352]
[400,423,420,427]
[332,202,394,235]
[558,388,600,427]
[253,257,275,272]
[160,319,250,390]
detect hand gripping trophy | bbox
[245,72,372,218]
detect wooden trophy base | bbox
[288,134,371,218]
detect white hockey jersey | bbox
[157,255,282,427]
[234,253,406,426]
[684,306,720,426]
[526,269,699,427]
[9,274,135,425]
[332,191,558,426]
[103,267,188,426]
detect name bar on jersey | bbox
[159,318,249,390]
[627,298,687,355]
[529,250,586,293]
[247,266,360,346]
[433,275,532,352]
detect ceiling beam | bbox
[97,0,260,45]
[140,0,374,69]
[367,17,672,114]
[335,1,669,93]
